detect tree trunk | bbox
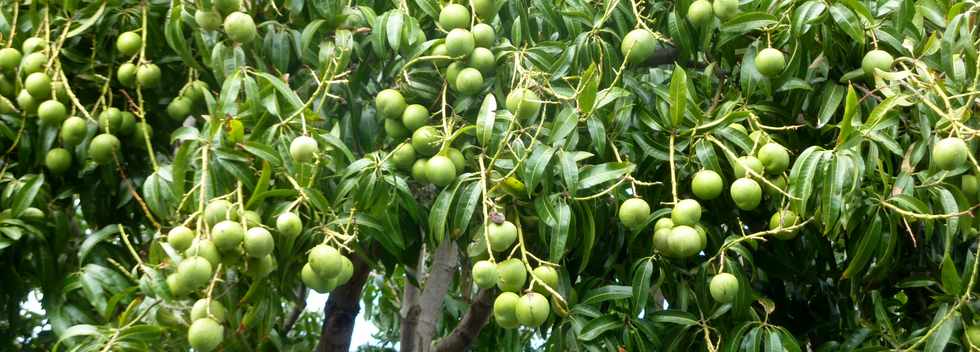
[399,274,420,352]
[412,240,459,352]
[315,254,371,352]
[433,289,494,352]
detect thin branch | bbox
[433,289,494,352]
[280,287,308,336]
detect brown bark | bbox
[412,240,459,352]
[400,246,428,352]
[433,289,494,352]
[399,277,420,352]
[315,254,372,352]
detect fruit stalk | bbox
[197,145,211,239]
[708,217,812,267]
[57,70,93,119]
[117,224,146,270]
[45,15,71,70]
[879,198,980,220]
[512,209,567,313]
[573,177,628,200]
[204,263,224,303]
[669,133,679,203]
[5,2,17,47]
[706,135,795,199]
[280,66,339,131]
[401,55,452,83]
[487,116,548,194]
[478,156,496,262]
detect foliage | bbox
[0,0,979,351]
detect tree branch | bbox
[280,286,308,336]
[315,253,372,352]
[399,270,420,352]
[413,240,459,352]
[646,45,680,67]
[433,289,494,352]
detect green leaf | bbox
[476,94,497,147]
[586,116,607,156]
[649,310,698,326]
[669,67,688,128]
[301,20,328,62]
[559,151,579,196]
[549,198,571,261]
[11,174,44,217]
[934,187,960,247]
[924,304,958,352]
[427,181,462,244]
[872,291,897,338]
[580,285,632,304]
[548,107,578,145]
[246,161,272,209]
[839,0,873,21]
[829,3,866,46]
[578,315,622,341]
[740,43,771,98]
[216,71,243,118]
[631,259,653,316]
[66,2,106,38]
[838,84,859,145]
[842,213,882,279]
[594,87,631,111]
[763,328,783,352]
[792,1,827,35]
[577,63,599,115]
[788,146,826,215]
[524,145,556,192]
[819,154,849,232]
[940,254,962,296]
[253,72,304,111]
[163,1,200,71]
[143,170,175,219]
[714,123,754,154]
[241,141,283,168]
[815,83,845,128]
[53,324,101,350]
[290,187,323,215]
[78,225,121,263]
[385,11,404,51]
[577,205,595,274]
[888,194,930,214]
[451,182,482,237]
[413,0,440,18]
[170,140,194,198]
[320,132,355,163]
[721,12,779,33]
[864,94,908,129]
[577,162,635,190]
[722,322,759,351]
[694,139,723,173]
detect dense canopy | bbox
[1,0,979,351]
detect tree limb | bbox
[315,253,372,352]
[399,269,421,352]
[646,45,680,67]
[433,289,494,352]
[413,240,459,352]
[280,286,308,336]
